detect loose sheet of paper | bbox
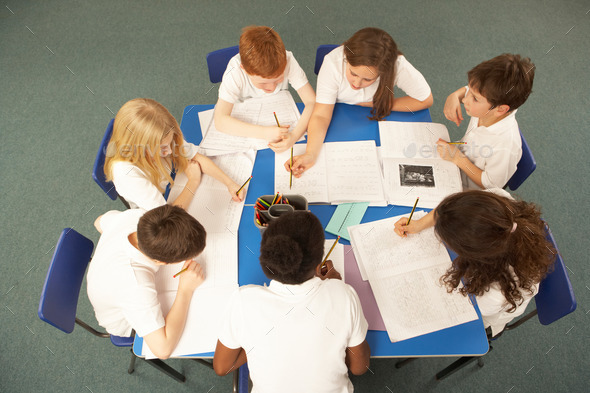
[199,91,302,155]
[378,121,450,159]
[347,212,478,342]
[274,141,386,204]
[325,202,369,241]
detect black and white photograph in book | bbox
[399,164,435,188]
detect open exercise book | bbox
[275,141,386,204]
[348,211,478,342]
[143,151,255,358]
[379,121,463,209]
[199,90,302,155]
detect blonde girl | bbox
[105,98,243,210]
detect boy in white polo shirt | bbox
[213,25,316,153]
[437,54,536,190]
[87,205,206,359]
[213,211,370,393]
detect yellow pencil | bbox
[406,197,420,225]
[173,267,188,278]
[273,112,281,127]
[448,142,466,145]
[289,147,293,189]
[320,236,341,270]
[236,175,252,195]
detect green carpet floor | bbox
[1,1,588,392]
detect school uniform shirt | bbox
[477,270,539,337]
[218,51,309,104]
[219,277,368,393]
[315,46,431,105]
[111,141,198,211]
[460,109,522,190]
[87,209,164,337]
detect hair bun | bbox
[261,235,303,276]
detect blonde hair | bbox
[104,98,189,192]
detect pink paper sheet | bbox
[343,245,386,331]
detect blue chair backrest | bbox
[206,46,240,83]
[38,229,94,334]
[505,131,536,190]
[535,226,577,325]
[92,119,118,200]
[314,44,339,75]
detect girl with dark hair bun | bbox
[394,189,555,336]
[214,211,371,392]
[286,27,433,178]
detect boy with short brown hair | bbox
[437,54,535,190]
[214,26,315,153]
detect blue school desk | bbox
[133,103,489,358]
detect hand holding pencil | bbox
[174,259,205,293]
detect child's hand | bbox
[444,92,464,126]
[268,132,295,154]
[436,139,461,163]
[285,152,316,178]
[178,260,205,294]
[266,125,290,143]
[185,160,202,184]
[227,181,244,202]
[315,260,342,280]
[394,217,423,238]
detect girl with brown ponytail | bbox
[394,189,555,336]
[286,27,433,177]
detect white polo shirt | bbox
[87,209,165,337]
[478,279,538,337]
[111,141,199,211]
[219,277,368,393]
[315,46,431,105]
[218,51,309,104]
[460,110,522,190]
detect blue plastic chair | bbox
[206,45,240,83]
[505,131,536,190]
[38,228,185,382]
[92,119,130,208]
[434,223,577,380]
[314,44,339,75]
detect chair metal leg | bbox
[192,358,214,369]
[233,369,239,393]
[128,349,137,374]
[395,358,416,368]
[436,356,478,380]
[145,359,186,383]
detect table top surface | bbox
[133,103,489,358]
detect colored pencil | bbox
[406,197,420,225]
[320,236,341,271]
[173,267,188,278]
[273,112,281,127]
[289,147,293,189]
[271,192,279,205]
[236,175,252,195]
[448,142,466,145]
[258,198,271,207]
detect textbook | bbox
[378,121,463,209]
[199,90,301,155]
[348,212,478,342]
[275,140,386,204]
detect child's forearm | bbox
[454,154,485,188]
[305,108,331,159]
[215,113,270,140]
[171,179,200,210]
[392,93,433,112]
[194,154,236,188]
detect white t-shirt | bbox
[218,51,309,104]
[315,46,431,105]
[477,271,539,337]
[111,141,199,211]
[460,109,522,190]
[219,277,368,393]
[86,209,165,337]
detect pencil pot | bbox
[254,194,308,234]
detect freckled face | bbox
[248,74,285,93]
[345,63,378,90]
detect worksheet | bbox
[274,141,386,204]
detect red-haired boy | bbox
[214,26,315,153]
